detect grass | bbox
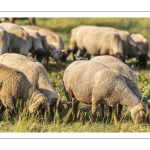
[1,18,150,132]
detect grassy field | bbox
[1,18,150,132]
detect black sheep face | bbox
[136,53,149,69]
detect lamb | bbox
[21,26,47,63]
[0,22,32,56]
[65,25,124,61]
[0,63,49,118]
[90,55,149,119]
[63,60,147,125]
[0,26,10,54]
[0,53,69,117]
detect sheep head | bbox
[130,102,147,124]
[29,92,49,113]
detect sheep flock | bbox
[0,20,150,128]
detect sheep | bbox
[0,53,70,118]
[0,22,32,56]
[20,26,48,63]
[0,63,49,119]
[91,26,149,68]
[131,33,149,68]
[37,28,65,65]
[66,25,148,68]
[90,55,149,120]
[65,25,124,61]
[0,26,10,54]
[131,34,149,55]
[63,60,147,125]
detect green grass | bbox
[1,18,150,132]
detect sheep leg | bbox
[72,47,79,60]
[117,104,123,120]
[8,108,16,121]
[83,52,91,60]
[91,100,98,123]
[100,103,104,120]
[72,99,79,121]
[112,107,118,125]
[0,104,5,121]
[79,49,86,57]
[108,106,112,119]
[65,89,73,121]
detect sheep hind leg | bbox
[91,100,98,123]
[72,99,79,121]
[65,89,73,121]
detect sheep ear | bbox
[60,100,72,104]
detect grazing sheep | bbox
[37,28,66,65]
[90,55,149,119]
[21,26,47,63]
[93,26,149,68]
[63,60,147,125]
[0,63,49,118]
[131,34,149,55]
[0,26,10,54]
[0,22,32,56]
[67,25,148,68]
[131,33,149,68]
[65,25,124,61]
[0,53,69,117]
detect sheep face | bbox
[131,103,146,124]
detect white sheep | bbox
[63,60,147,125]
[90,55,149,119]
[21,26,47,63]
[131,33,149,55]
[0,63,49,118]
[66,25,124,61]
[0,53,69,117]
[38,28,65,65]
[0,22,32,56]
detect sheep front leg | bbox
[112,107,118,125]
[91,100,98,123]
